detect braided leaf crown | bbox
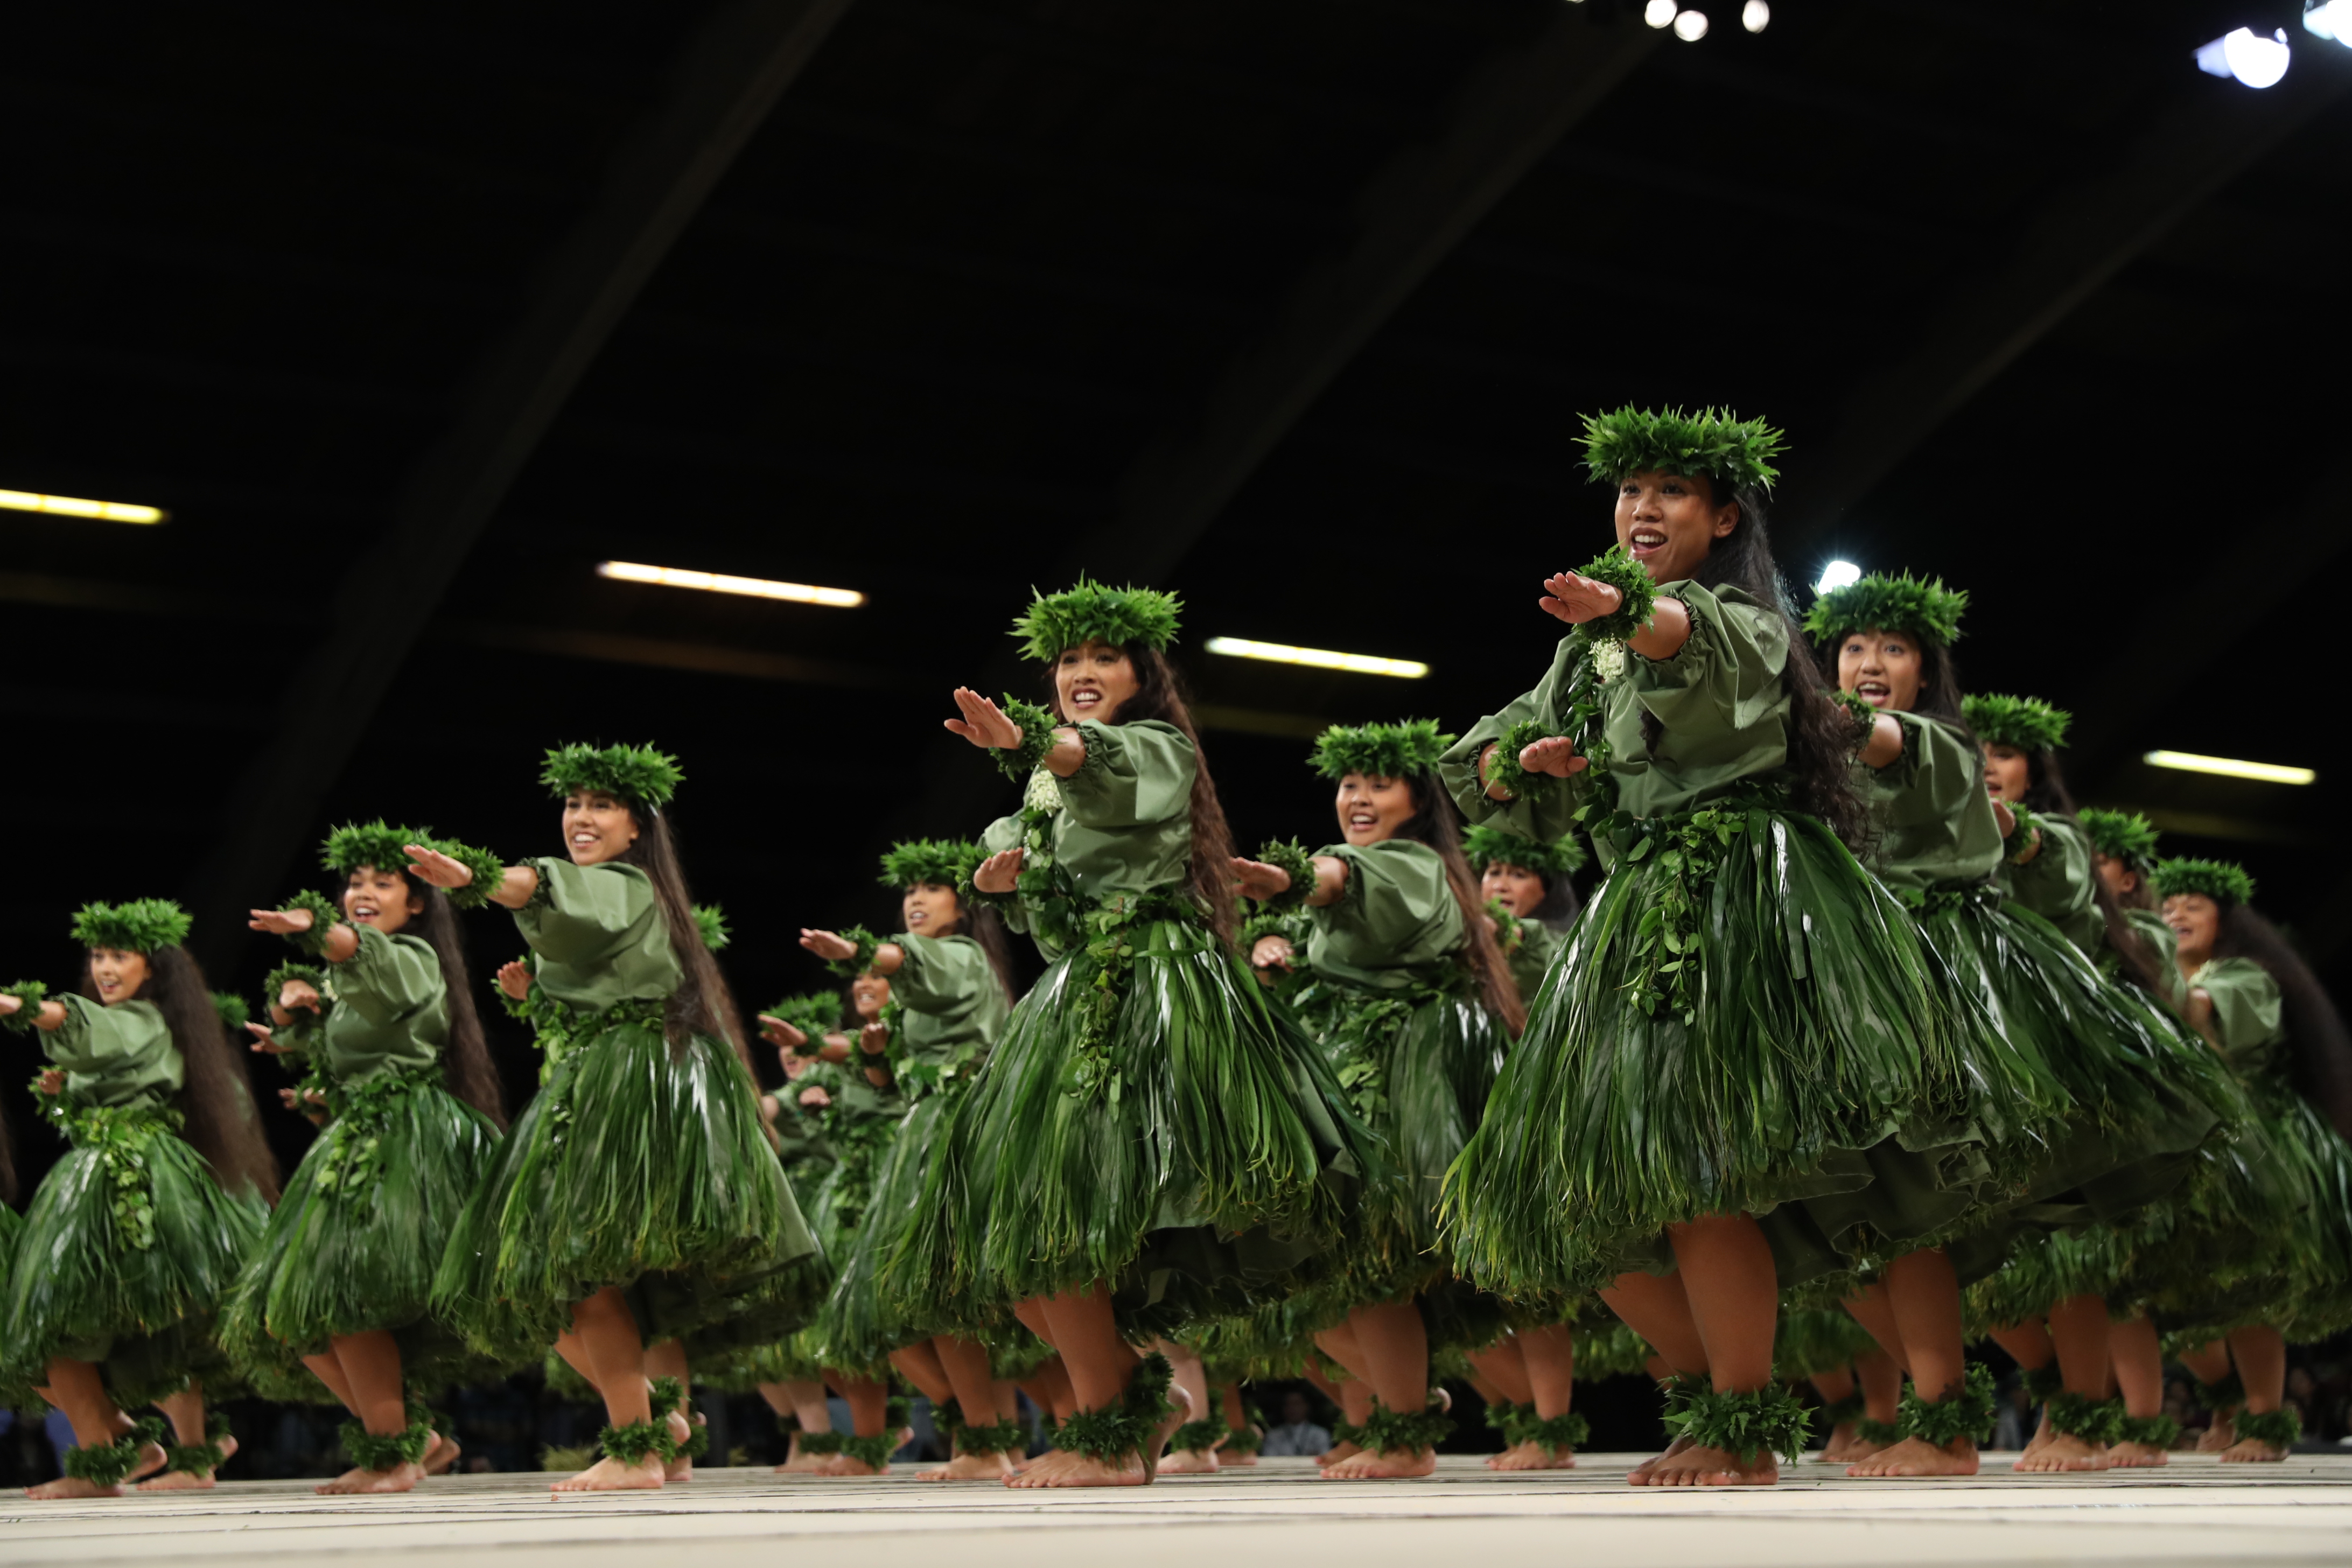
[879,837,984,891]
[1461,824,1586,881]
[2153,857,2256,907]
[1577,405,1786,493]
[1803,571,1969,649]
[321,820,430,875]
[1310,718,1454,781]
[766,990,843,1036]
[541,743,684,809]
[1961,693,2071,752]
[1011,578,1182,663]
[71,898,193,953]
[2078,808,2161,872]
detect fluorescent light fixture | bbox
[2305,1,2352,46]
[1205,636,1428,678]
[1742,0,1770,31]
[2196,28,2291,87]
[1644,0,1678,26]
[597,560,864,607]
[1815,559,1861,594]
[1673,9,1710,40]
[2144,750,2315,786]
[0,488,167,524]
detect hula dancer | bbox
[1232,719,1523,1479]
[412,744,825,1493]
[879,580,1373,1488]
[2,901,278,1498]
[227,822,509,1493]
[1439,407,1971,1487]
[2154,857,2352,1462]
[1463,825,1584,1011]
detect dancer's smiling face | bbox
[562,790,641,866]
[1335,773,1416,847]
[1615,470,1738,585]
[88,947,149,1005]
[343,865,422,935]
[1982,743,2031,804]
[1481,862,1545,919]
[1837,628,1924,713]
[902,882,961,939]
[2162,893,2221,967]
[1055,640,1139,725]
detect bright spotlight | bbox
[2196,27,2291,87]
[1673,9,1710,40]
[2306,0,2352,46]
[1643,0,1678,27]
[1814,560,1861,594]
[1742,1,1770,32]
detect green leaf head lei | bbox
[1011,578,1182,663]
[878,837,983,892]
[1460,824,1586,883]
[1802,571,1968,649]
[541,742,684,811]
[211,992,251,1033]
[2078,807,2160,873]
[1962,692,2070,753]
[1577,405,1786,494]
[765,989,844,1038]
[2153,857,2256,907]
[71,898,192,954]
[320,820,426,877]
[692,904,730,953]
[1310,718,1454,781]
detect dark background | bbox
[3,0,2348,1436]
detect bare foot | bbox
[663,1409,698,1483]
[1158,1447,1220,1475]
[422,1431,461,1476]
[1625,1434,1692,1485]
[2012,1432,2108,1473]
[552,1454,664,1492]
[2106,1440,2169,1468]
[2019,1409,2054,1459]
[1315,1440,1362,1467]
[2196,1416,2237,1452]
[1004,1447,1148,1488]
[919,1451,1019,1481]
[1847,1436,1978,1477]
[1818,1424,1888,1464]
[1145,1385,1192,1481]
[25,1440,173,1506]
[776,1441,830,1474]
[1633,1442,1777,1487]
[2220,1435,2288,1462]
[316,1460,425,1495]
[1487,1439,1576,1471]
[1221,1444,1259,1467]
[1320,1445,1438,1479]
[135,1434,227,1491]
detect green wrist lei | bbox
[2005,802,2043,866]
[1168,1416,1227,1454]
[341,1416,432,1472]
[1483,716,1569,803]
[1830,689,1878,747]
[2,979,48,1033]
[1570,542,1661,646]
[1856,1417,1904,1448]
[826,926,883,979]
[2232,1406,2300,1447]
[432,840,508,912]
[1483,898,1525,954]
[1813,1394,1864,1429]
[1522,1410,1589,1454]
[1354,1398,1454,1457]
[261,962,330,1016]
[2116,1412,2180,1447]
[991,696,1060,781]
[1251,839,1317,912]
[282,890,342,956]
[798,1430,846,1455]
[2045,1391,2125,1444]
[2195,1369,2245,1410]
[62,1417,165,1485]
[2022,1364,2064,1404]
[1053,1352,1174,1466]
[1898,1363,1995,1447]
[1660,1382,1813,1465]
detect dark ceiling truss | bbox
[182,0,859,965]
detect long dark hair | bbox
[615,808,757,1078]
[334,872,505,1128]
[0,1097,16,1206]
[1687,481,1871,850]
[2215,904,2352,1140]
[86,944,281,1202]
[2015,749,2168,998]
[1042,644,1239,945]
[1392,773,1526,1035]
[930,892,1017,1007]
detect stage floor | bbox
[6,1453,2351,1568]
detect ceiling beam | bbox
[183,0,855,961]
[1077,6,1659,587]
[1793,64,2351,543]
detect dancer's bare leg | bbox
[1154,1341,1220,1474]
[1320,1301,1436,1479]
[1216,1381,1258,1466]
[28,1359,167,1499]
[306,1333,421,1494]
[919,1336,1018,1480]
[1490,1324,1579,1471]
[1810,1366,1867,1462]
[820,1373,897,1475]
[2103,1314,2170,1467]
[552,1287,664,1492]
[2175,1339,2238,1451]
[763,1380,833,1473]
[2014,1295,2112,1473]
[643,1341,696,1482]
[1007,1285,1185,1489]
[2221,1325,2290,1462]
[1849,1250,1978,1478]
[1601,1269,1709,1481]
[1636,1216,1780,1487]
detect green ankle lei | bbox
[2232,1407,2300,1448]
[598,1376,687,1466]
[1355,1397,1453,1457]
[1897,1363,1996,1447]
[1660,1381,1812,1466]
[1521,1410,1589,1454]
[2116,1413,2180,1447]
[2022,1363,2063,1403]
[1856,1417,1903,1448]
[1054,1353,1174,1466]
[165,1411,235,1477]
[1168,1416,1228,1454]
[2194,1368,2245,1410]
[1221,1413,1265,1455]
[62,1417,165,1486]
[1812,1393,1864,1431]
[833,1395,911,1471]
[799,1430,846,1455]
[1488,1399,1530,1447]
[942,1398,1025,1457]
[341,1415,432,1472]
[2045,1391,2125,1444]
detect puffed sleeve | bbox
[2005,814,2099,953]
[1312,840,1466,975]
[1437,636,1590,842]
[1056,720,1194,830]
[45,994,167,1075]
[2195,957,2285,1064]
[515,858,660,967]
[889,933,996,1019]
[1625,583,1789,745]
[331,926,445,1026]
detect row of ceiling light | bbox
[1627,0,1769,43]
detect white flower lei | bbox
[1023,767,1062,815]
[1589,636,1627,685]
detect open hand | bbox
[495,961,532,1003]
[1230,857,1294,902]
[248,907,317,935]
[1538,571,1625,626]
[279,979,324,1015]
[246,1021,293,1054]
[1250,935,1294,972]
[34,1067,64,1095]
[972,846,1024,895]
[1517,735,1588,779]
[859,1020,890,1057]
[945,687,1025,750]
[800,929,858,963]
[404,845,474,888]
[797,1083,832,1109]
[759,1014,809,1052]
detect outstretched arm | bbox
[249,906,360,963]
[406,845,539,909]
[1230,855,1348,908]
[1539,570,1691,661]
[944,688,1086,778]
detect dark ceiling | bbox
[5,0,2348,1175]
